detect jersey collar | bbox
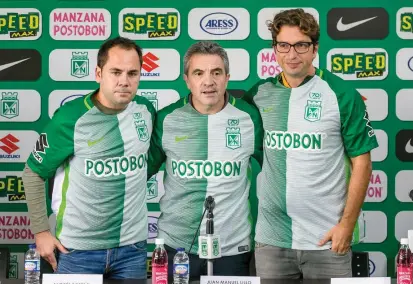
[84,89,128,115]
[185,91,235,113]
[277,67,323,88]
[84,89,97,109]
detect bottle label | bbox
[174,263,189,277]
[397,266,413,284]
[152,266,168,284]
[25,260,40,272]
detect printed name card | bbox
[43,274,103,284]
[331,277,390,284]
[201,275,260,284]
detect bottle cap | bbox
[29,243,36,249]
[155,238,164,245]
[176,247,185,252]
[401,238,409,245]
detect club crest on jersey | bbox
[133,113,149,142]
[135,120,149,142]
[304,100,322,122]
[226,127,241,150]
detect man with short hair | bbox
[22,36,155,279]
[148,41,263,278]
[244,9,378,279]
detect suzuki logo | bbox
[0,134,19,154]
[142,52,159,72]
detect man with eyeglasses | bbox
[243,9,378,279]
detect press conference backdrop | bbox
[0,0,412,279]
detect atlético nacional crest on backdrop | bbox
[133,113,149,142]
[71,52,89,78]
[141,92,158,111]
[226,119,241,150]
[0,92,19,119]
[146,175,158,200]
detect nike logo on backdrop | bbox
[336,16,378,31]
[405,139,413,154]
[0,58,31,72]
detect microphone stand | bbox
[206,207,214,276]
[192,196,219,277]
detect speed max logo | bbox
[0,9,41,39]
[119,8,180,40]
[327,48,388,80]
[397,8,413,39]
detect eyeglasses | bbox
[273,41,315,54]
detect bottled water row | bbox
[152,238,189,284]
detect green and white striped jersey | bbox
[27,91,155,250]
[148,94,263,256]
[244,69,379,250]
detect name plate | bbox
[201,276,260,284]
[43,274,103,284]
[331,277,390,284]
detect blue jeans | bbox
[56,241,147,279]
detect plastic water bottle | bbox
[152,238,168,284]
[24,243,40,284]
[173,248,189,284]
[396,238,412,284]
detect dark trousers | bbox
[165,245,251,279]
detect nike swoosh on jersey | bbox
[336,16,378,32]
[0,58,31,72]
[87,136,104,147]
[262,107,274,113]
[405,139,413,154]
[175,136,189,142]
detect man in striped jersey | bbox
[148,41,263,278]
[244,9,378,279]
[22,37,155,279]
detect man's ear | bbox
[95,66,102,83]
[313,43,319,59]
[184,74,190,90]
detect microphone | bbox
[205,196,214,235]
[204,196,215,212]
